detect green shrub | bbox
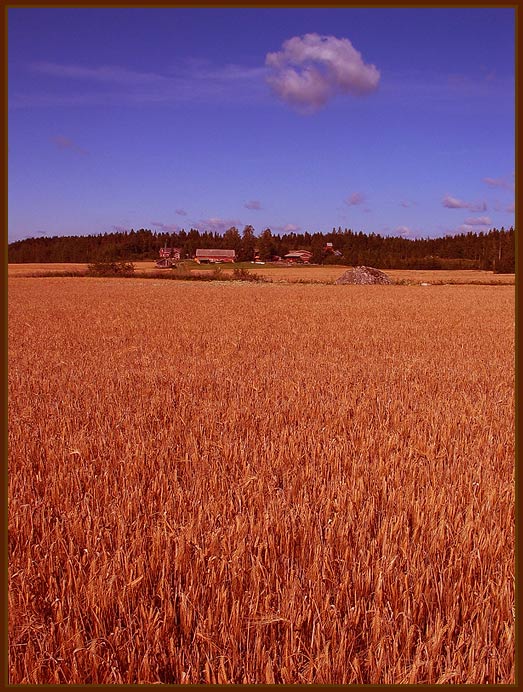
[87,261,135,277]
[232,268,265,282]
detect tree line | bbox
[8,225,515,273]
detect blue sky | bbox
[8,7,515,242]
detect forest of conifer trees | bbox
[8,225,515,273]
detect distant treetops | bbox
[8,225,515,273]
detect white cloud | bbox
[175,208,188,216]
[395,225,412,237]
[442,195,487,211]
[482,176,514,191]
[463,216,491,226]
[244,200,262,210]
[273,223,301,232]
[506,202,515,213]
[266,33,380,111]
[442,195,468,209]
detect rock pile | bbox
[335,266,393,285]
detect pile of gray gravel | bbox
[335,266,393,285]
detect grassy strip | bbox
[394,279,514,286]
[22,270,88,278]
[15,270,512,286]
[19,268,270,282]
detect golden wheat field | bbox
[7,262,516,285]
[241,266,515,285]
[8,277,514,684]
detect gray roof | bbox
[284,250,312,257]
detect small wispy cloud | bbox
[395,225,412,237]
[35,62,169,85]
[457,223,493,234]
[346,192,366,206]
[175,208,188,216]
[400,200,414,208]
[151,221,182,233]
[194,217,242,234]
[244,200,262,210]
[379,67,513,106]
[12,59,266,109]
[481,67,497,83]
[463,216,491,226]
[273,223,301,232]
[482,176,514,191]
[493,199,516,213]
[52,135,88,155]
[265,33,380,112]
[442,195,487,212]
